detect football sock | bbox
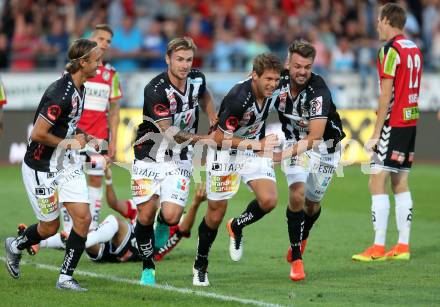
[14,223,43,252]
[85,215,119,248]
[88,186,103,230]
[134,221,155,270]
[372,194,390,246]
[40,233,64,249]
[394,192,413,245]
[303,207,321,240]
[194,218,218,268]
[60,229,86,277]
[286,208,304,261]
[231,199,267,233]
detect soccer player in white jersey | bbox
[4,39,100,291]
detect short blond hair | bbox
[166,37,197,57]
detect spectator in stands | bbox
[330,36,355,73]
[44,16,70,69]
[142,18,167,69]
[10,21,45,71]
[110,15,143,72]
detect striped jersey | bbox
[24,73,85,172]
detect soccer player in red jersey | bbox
[75,24,132,231]
[353,3,422,262]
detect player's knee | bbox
[88,175,102,188]
[75,211,92,231]
[257,195,277,212]
[289,190,305,209]
[304,201,320,216]
[206,210,225,228]
[39,219,60,237]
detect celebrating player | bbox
[192,53,282,286]
[275,40,345,281]
[352,3,422,262]
[132,37,217,286]
[4,39,100,291]
[74,23,123,231]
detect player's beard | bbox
[170,66,189,81]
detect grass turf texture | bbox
[0,164,439,306]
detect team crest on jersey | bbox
[278,88,288,112]
[167,92,177,114]
[177,178,188,191]
[239,111,252,126]
[153,104,170,117]
[102,70,110,81]
[47,105,61,121]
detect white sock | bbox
[88,186,103,230]
[394,191,413,245]
[58,273,72,283]
[85,214,119,248]
[371,194,390,246]
[40,233,64,249]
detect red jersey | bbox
[377,35,423,127]
[0,77,6,105]
[78,63,122,139]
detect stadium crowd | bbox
[0,0,439,73]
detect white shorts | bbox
[206,147,276,201]
[131,159,192,207]
[82,152,106,176]
[22,162,89,222]
[281,149,341,202]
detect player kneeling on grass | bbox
[275,40,345,281]
[4,39,101,291]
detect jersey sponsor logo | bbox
[391,150,405,164]
[225,116,239,131]
[131,179,153,197]
[47,105,61,122]
[403,106,419,120]
[211,162,242,172]
[37,192,58,215]
[210,173,239,193]
[177,178,188,191]
[153,103,170,117]
[310,96,323,116]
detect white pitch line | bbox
[1,257,285,307]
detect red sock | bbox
[124,200,137,221]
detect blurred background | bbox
[0,0,439,164]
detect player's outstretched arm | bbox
[277,118,327,161]
[200,88,218,127]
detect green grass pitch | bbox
[0,164,439,306]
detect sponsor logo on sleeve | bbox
[153,104,170,117]
[310,96,323,116]
[225,116,239,131]
[47,105,61,122]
